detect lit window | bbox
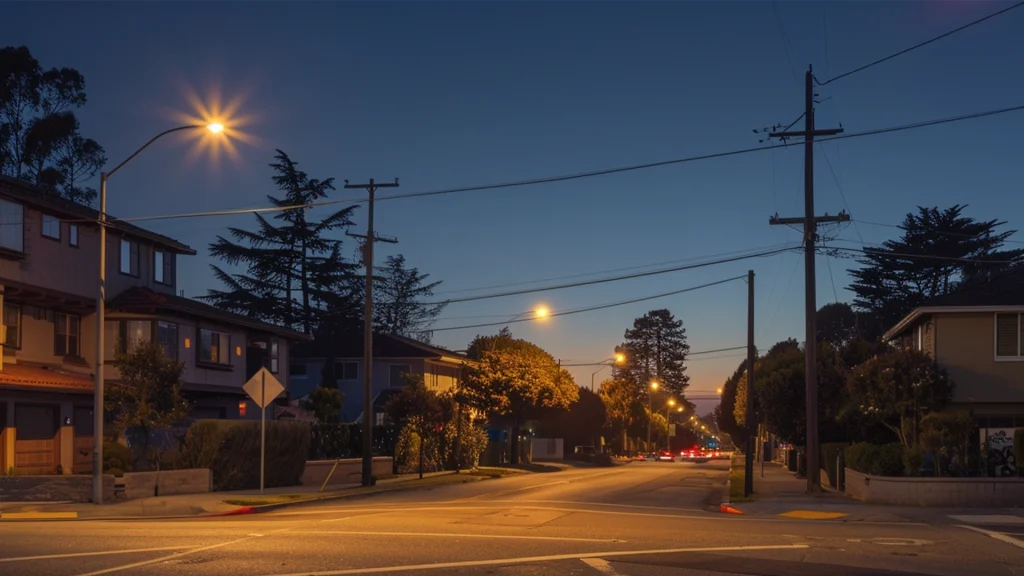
[42,214,60,240]
[200,328,231,365]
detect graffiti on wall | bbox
[983,428,1018,477]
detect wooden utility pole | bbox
[344,178,399,487]
[768,65,845,493]
[744,270,756,497]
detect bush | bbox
[920,412,976,476]
[103,442,132,474]
[902,445,925,477]
[844,442,904,477]
[1016,429,1024,477]
[309,422,352,460]
[178,419,311,491]
[394,423,440,475]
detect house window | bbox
[995,313,1022,358]
[54,313,81,357]
[335,361,358,380]
[0,199,24,252]
[289,363,308,377]
[389,364,411,387]
[104,319,153,360]
[154,250,173,285]
[120,238,139,276]
[69,224,79,247]
[199,328,231,365]
[157,321,178,360]
[3,303,21,349]
[42,214,60,240]
[270,340,279,373]
[375,412,387,426]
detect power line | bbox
[853,218,1024,245]
[827,242,1022,265]
[89,103,1024,226]
[816,1,1024,86]
[421,275,748,333]
[560,346,748,367]
[818,142,865,246]
[771,0,802,84]
[429,247,792,306]
[432,242,798,297]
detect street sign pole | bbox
[260,370,266,495]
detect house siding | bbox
[934,313,1024,405]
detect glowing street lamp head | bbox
[207,122,224,134]
[668,399,676,407]
[677,407,684,412]
[649,381,659,391]
[534,307,549,319]
[614,353,625,364]
[716,387,723,395]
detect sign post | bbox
[243,367,285,495]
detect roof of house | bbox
[109,287,311,340]
[882,267,1024,341]
[292,332,469,362]
[0,175,196,254]
[0,363,93,394]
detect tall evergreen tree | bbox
[203,150,361,333]
[373,254,447,342]
[613,309,691,398]
[849,205,1024,329]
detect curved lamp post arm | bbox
[106,124,211,179]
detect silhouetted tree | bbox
[373,255,447,343]
[614,309,690,400]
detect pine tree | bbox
[374,255,447,342]
[614,309,691,398]
[203,150,361,333]
[849,205,1024,329]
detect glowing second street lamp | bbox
[93,122,225,505]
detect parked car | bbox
[654,450,676,462]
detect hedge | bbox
[178,420,310,491]
[1016,429,1024,477]
[844,442,904,477]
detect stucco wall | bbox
[845,468,1024,507]
[935,313,1024,404]
[121,469,212,500]
[300,457,394,487]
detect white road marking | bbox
[452,480,570,500]
[480,499,707,513]
[581,557,620,575]
[257,544,809,576]
[286,530,625,543]
[958,525,1024,550]
[0,546,192,563]
[950,514,1024,525]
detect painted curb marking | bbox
[0,511,78,520]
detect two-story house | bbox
[882,271,1024,476]
[0,176,307,475]
[289,332,470,423]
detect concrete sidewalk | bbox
[0,469,483,521]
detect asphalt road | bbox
[2,461,1023,576]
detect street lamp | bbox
[664,398,676,452]
[93,122,225,505]
[646,381,659,451]
[590,352,627,392]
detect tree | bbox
[303,387,344,423]
[849,205,1024,329]
[203,150,361,334]
[386,373,444,477]
[463,329,578,464]
[536,386,607,450]
[0,46,104,205]
[106,341,191,469]
[599,377,643,454]
[614,309,690,399]
[374,255,447,343]
[714,360,748,448]
[846,348,954,448]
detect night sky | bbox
[7,1,1023,415]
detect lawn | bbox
[728,453,755,503]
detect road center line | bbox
[0,546,192,563]
[285,530,625,543]
[258,544,810,576]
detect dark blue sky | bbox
[8,1,1023,411]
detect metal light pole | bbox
[589,353,625,392]
[647,381,658,452]
[93,123,224,505]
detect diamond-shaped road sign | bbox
[243,367,285,409]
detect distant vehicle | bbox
[680,445,709,463]
[654,450,675,462]
[573,445,597,462]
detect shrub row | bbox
[177,420,310,491]
[844,442,905,477]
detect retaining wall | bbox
[845,468,1024,507]
[300,457,394,488]
[121,469,212,500]
[0,475,115,503]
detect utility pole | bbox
[768,65,845,492]
[344,178,399,487]
[744,270,756,497]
